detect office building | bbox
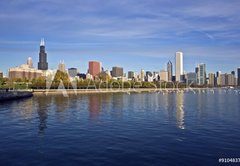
[159,70,168,82]
[197,64,206,85]
[68,68,78,78]
[186,72,197,85]
[111,66,123,78]
[0,71,3,78]
[146,71,153,82]
[219,74,227,86]
[9,58,43,80]
[167,61,172,81]
[227,73,236,86]
[140,69,145,82]
[128,71,135,79]
[58,61,66,73]
[153,71,159,81]
[238,68,240,86]
[27,57,33,68]
[216,71,221,86]
[208,73,215,86]
[88,61,101,79]
[38,38,48,70]
[175,52,183,82]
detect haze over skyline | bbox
[0,0,240,75]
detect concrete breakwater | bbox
[0,90,33,101]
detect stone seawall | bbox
[0,91,33,101]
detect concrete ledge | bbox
[0,90,33,101]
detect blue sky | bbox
[0,0,240,76]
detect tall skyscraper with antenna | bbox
[38,38,48,70]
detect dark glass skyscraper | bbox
[238,68,240,86]
[167,61,172,81]
[38,38,48,70]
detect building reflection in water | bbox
[35,95,51,135]
[176,92,185,129]
[88,94,102,121]
[111,93,124,116]
[87,93,124,121]
[165,93,175,121]
[12,98,34,119]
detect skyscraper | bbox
[38,38,48,70]
[140,69,145,82]
[208,73,215,86]
[238,68,240,86]
[175,52,183,82]
[128,71,135,79]
[58,61,66,73]
[197,64,206,85]
[68,68,78,78]
[111,67,123,77]
[0,71,3,78]
[160,70,168,82]
[167,61,172,81]
[227,73,235,86]
[27,57,33,68]
[186,72,197,85]
[88,61,101,78]
[146,71,153,82]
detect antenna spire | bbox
[40,38,45,46]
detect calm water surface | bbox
[0,89,240,166]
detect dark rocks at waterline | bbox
[0,90,33,101]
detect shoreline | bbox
[0,90,33,101]
[32,87,232,95]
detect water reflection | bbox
[88,94,102,120]
[35,96,50,135]
[176,92,185,129]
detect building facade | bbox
[219,74,227,86]
[58,61,66,73]
[186,72,197,85]
[146,71,153,82]
[175,52,183,82]
[9,60,43,80]
[167,61,172,81]
[227,73,236,86]
[27,57,33,68]
[140,69,145,82]
[159,70,168,82]
[88,61,101,79]
[128,71,135,79]
[111,66,123,78]
[68,68,78,78]
[38,38,48,70]
[238,68,240,86]
[208,73,215,86]
[197,64,206,85]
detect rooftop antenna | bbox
[40,38,45,46]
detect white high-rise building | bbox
[175,52,183,82]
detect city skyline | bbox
[1,0,240,75]
[1,40,240,79]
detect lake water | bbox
[0,89,240,166]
